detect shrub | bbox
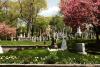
[45,52,58,64]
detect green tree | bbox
[0,0,20,27]
[18,0,47,37]
[35,16,51,36]
[50,15,64,32]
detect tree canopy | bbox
[60,0,100,31]
[18,0,47,36]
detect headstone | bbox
[76,26,82,36]
[33,36,36,42]
[76,43,87,55]
[61,37,67,50]
[11,37,13,41]
[39,36,42,42]
[20,34,23,38]
[18,37,21,41]
[0,46,3,54]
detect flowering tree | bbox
[60,0,100,40]
[0,22,16,40]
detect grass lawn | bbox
[2,49,50,57]
[0,41,51,46]
[0,39,96,46]
[0,39,99,64]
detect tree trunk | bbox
[27,23,31,37]
[92,23,100,44]
[96,33,99,45]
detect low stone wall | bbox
[0,64,99,67]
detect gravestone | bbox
[76,26,82,37]
[39,36,42,42]
[61,37,67,50]
[34,36,36,42]
[76,43,87,55]
[11,37,14,41]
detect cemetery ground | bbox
[0,39,100,64]
[0,48,100,64]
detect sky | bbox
[11,0,60,17]
[39,0,60,16]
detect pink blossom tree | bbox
[60,0,100,40]
[0,23,16,40]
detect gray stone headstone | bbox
[76,43,87,55]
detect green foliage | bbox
[50,15,64,32]
[18,0,47,36]
[0,50,100,64]
[45,52,59,64]
[67,39,96,48]
[0,49,50,64]
[20,0,47,19]
[8,49,49,57]
[55,51,100,64]
[35,16,51,33]
[0,10,6,22]
[0,1,20,26]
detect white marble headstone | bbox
[77,26,82,36]
[61,38,67,50]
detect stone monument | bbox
[0,46,3,54]
[76,43,87,55]
[61,37,67,50]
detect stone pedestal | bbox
[76,43,87,55]
[0,46,3,54]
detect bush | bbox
[45,52,58,64]
[57,40,62,48]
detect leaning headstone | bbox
[76,43,87,55]
[61,37,67,50]
[0,46,3,54]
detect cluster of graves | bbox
[17,31,96,42]
[0,26,97,55]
